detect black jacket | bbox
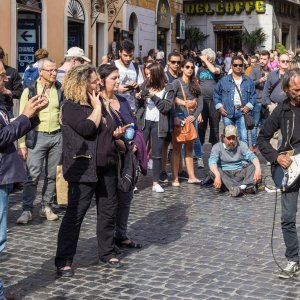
[136,83,174,138]
[61,100,98,183]
[0,65,23,111]
[257,99,295,163]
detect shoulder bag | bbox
[233,80,255,130]
[173,80,197,143]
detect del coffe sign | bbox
[185,1,265,15]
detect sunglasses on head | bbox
[280,60,289,63]
[170,60,181,65]
[184,65,195,70]
[232,64,243,67]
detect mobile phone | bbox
[124,85,134,91]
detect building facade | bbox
[0,0,184,73]
[184,0,300,53]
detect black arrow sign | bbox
[21,31,32,42]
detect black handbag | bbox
[233,80,255,130]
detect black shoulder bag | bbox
[233,81,255,130]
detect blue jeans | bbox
[0,184,13,253]
[0,280,3,300]
[250,103,262,147]
[222,110,248,145]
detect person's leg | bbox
[193,118,202,159]
[115,190,133,241]
[42,132,62,208]
[151,122,164,184]
[222,116,234,127]
[171,135,182,184]
[0,279,3,300]
[241,164,256,186]
[96,166,118,260]
[0,184,13,253]
[208,99,221,145]
[160,139,170,173]
[235,111,248,145]
[250,103,262,147]
[199,100,209,145]
[281,189,300,262]
[55,182,95,268]
[22,133,48,212]
[219,169,240,190]
[185,141,199,181]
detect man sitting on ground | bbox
[208,125,261,197]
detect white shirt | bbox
[114,60,144,110]
[145,89,165,122]
[233,78,243,106]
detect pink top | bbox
[268,60,279,71]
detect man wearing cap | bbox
[208,125,261,197]
[56,47,90,83]
[17,57,63,224]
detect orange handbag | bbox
[173,81,197,143]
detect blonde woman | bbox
[55,65,125,277]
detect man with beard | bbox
[258,69,300,279]
[209,125,261,197]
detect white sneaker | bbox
[17,211,32,224]
[197,158,204,168]
[152,184,164,193]
[40,206,59,221]
[278,261,300,279]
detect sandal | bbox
[187,178,201,184]
[115,239,143,249]
[56,265,74,278]
[100,257,123,268]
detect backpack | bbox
[23,64,39,88]
[117,142,139,193]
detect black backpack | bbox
[117,142,139,193]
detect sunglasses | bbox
[184,65,195,70]
[280,60,289,63]
[232,64,243,67]
[170,60,181,65]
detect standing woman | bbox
[136,62,174,193]
[55,65,124,278]
[172,58,203,186]
[98,63,146,249]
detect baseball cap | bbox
[224,125,237,137]
[65,47,91,62]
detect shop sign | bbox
[17,18,39,73]
[213,25,243,31]
[176,13,186,40]
[157,0,171,29]
[185,1,265,16]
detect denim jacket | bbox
[213,74,256,118]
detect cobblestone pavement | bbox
[2,151,300,299]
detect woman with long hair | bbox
[136,62,174,192]
[55,64,125,277]
[98,63,146,249]
[172,58,203,186]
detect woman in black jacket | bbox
[136,62,174,192]
[55,64,125,277]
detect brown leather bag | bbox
[173,81,197,143]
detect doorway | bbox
[68,21,84,49]
[215,31,242,53]
[157,28,168,54]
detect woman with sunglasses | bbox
[136,62,174,192]
[172,58,203,186]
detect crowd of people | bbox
[1,39,300,298]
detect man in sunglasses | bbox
[56,47,91,83]
[214,55,256,145]
[165,52,181,83]
[262,53,289,150]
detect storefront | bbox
[184,0,300,52]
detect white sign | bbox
[17,30,36,43]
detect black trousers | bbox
[199,98,220,145]
[55,166,118,268]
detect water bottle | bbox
[124,125,135,141]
